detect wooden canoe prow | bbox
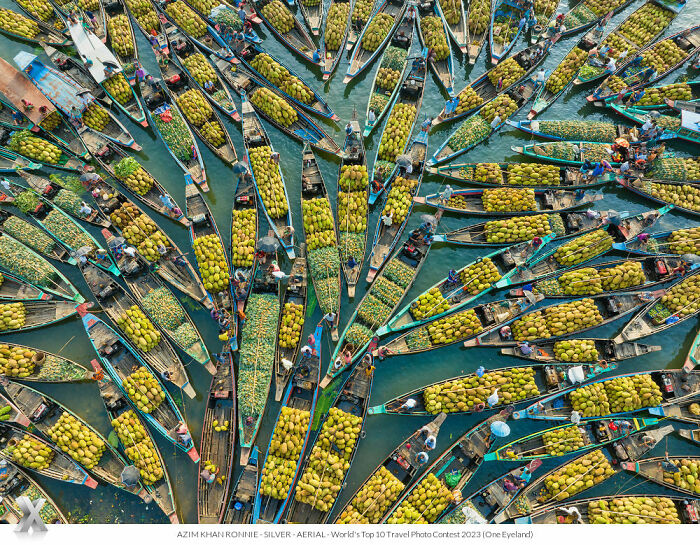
[0,57,56,126]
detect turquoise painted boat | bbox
[229,170,259,315]
[489,0,527,64]
[0,462,68,524]
[612,228,699,256]
[222,446,259,523]
[611,103,700,144]
[513,140,629,166]
[253,0,320,66]
[0,208,74,264]
[507,118,635,142]
[536,0,635,42]
[684,328,700,372]
[0,270,51,302]
[619,177,700,218]
[0,148,39,172]
[1,133,86,172]
[602,79,700,110]
[649,397,700,424]
[465,0,491,62]
[621,455,700,498]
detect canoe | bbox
[508,118,638,142]
[517,493,700,524]
[368,362,616,417]
[39,43,105,100]
[428,81,538,166]
[362,16,415,138]
[464,292,658,348]
[56,0,107,41]
[319,0,352,80]
[0,6,69,45]
[230,171,259,314]
[273,247,308,401]
[433,41,551,127]
[379,236,555,337]
[184,0,262,27]
[485,416,663,462]
[240,91,295,258]
[613,271,700,343]
[513,369,700,422]
[0,209,74,264]
[427,161,615,189]
[158,58,237,165]
[253,323,322,523]
[104,0,140,85]
[368,55,427,205]
[512,140,646,166]
[588,26,700,104]
[285,350,373,523]
[0,390,31,426]
[197,350,236,524]
[648,396,700,424]
[375,295,543,358]
[78,308,200,462]
[0,270,50,302]
[253,0,319,65]
[574,0,685,87]
[163,20,239,120]
[223,446,259,523]
[345,0,379,53]
[322,213,442,387]
[344,0,408,83]
[614,102,700,145]
[13,0,67,35]
[0,341,92,382]
[498,426,674,522]
[0,148,40,172]
[537,0,635,42]
[123,0,169,54]
[0,423,96,487]
[88,181,211,309]
[89,360,179,523]
[230,42,338,120]
[605,79,700,110]
[0,461,68,524]
[621,456,700,498]
[0,232,83,302]
[526,0,559,44]
[78,260,194,397]
[296,0,323,37]
[214,59,340,155]
[679,428,700,445]
[435,0,466,54]
[332,412,448,523]
[379,410,512,523]
[367,131,428,282]
[489,0,527,64]
[1,131,86,172]
[2,380,149,498]
[612,228,700,256]
[465,0,491,63]
[137,70,207,190]
[685,328,700,372]
[299,143,340,340]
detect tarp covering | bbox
[68,22,121,84]
[0,57,56,125]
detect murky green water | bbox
[0,0,699,524]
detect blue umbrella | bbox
[490,420,511,438]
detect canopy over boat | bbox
[68,21,122,84]
[0,57,57,126]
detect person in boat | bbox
[381,211,394,227]
[243,19,253,34]
[346,255,358,269]
[661,451,681,473]
[672,262,689,276]
[415,451,429,465]
[367,108,377,124]
[20,99,33,112]
[500,325,512,340]
[200,466,217,485]
[570,409,582,425]
[282,225,294,242]
[11,110,25,125]
[444,96,460,117]
[342,349,352,366]
[323,313,336,327]
[238,7,247,23]
[345,122,354,137]
[446,269,459,286]
[603,57,616,76]
[364,362,375,378]
[312,49,321,63]
[176,422,192,447]
[412,57,426,73]
[371,178,383,194]
[270,150,280,164]
[518,341,533,356]
[490,114,502,129]
[400,398,417,411]
[439,184,453,204]
[78,201,93,217]
[85,9,97,31]
[395,31,409,48]
[502,477,520,493]
[559,506,584,524]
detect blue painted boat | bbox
[0,299,77,334]
[613,101,700,145]
[536,0,635,42]
[612,228,695,256]
[416,4,454,96]
[601,79,700,110]
[319,0,352,80]
[435,0,466,54]
[223,446,259,523]
[489,0,526,64]
[507,118,633,142]
[254,0,320,65]
[619,177,700,217]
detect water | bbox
[1,0,699,524]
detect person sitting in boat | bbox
[282,225,294,241]
[346,255,358,269]
[78,201,93,217]
[312,49,321,63]
[243,19,253,34]
[558,506,584,524]
[11,110,25,125]
[122,246,137,258]
[500,325,512,340]
[424,433,436,451]
[365,362,375,378]
[20,99,33,112]
[439,184,453,204]
[399,398,417,411]
[368,109,377,124]
[203,79,215,92]
[176,422,192,447]
[415,451,429,465]
[445,269,459,286]
[103,63,117,78]
[517,341,533,356]
[502,477,520,493]
[200,466,217,485]
[371,178,383,195]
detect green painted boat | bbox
[611,103,700,144]
[0,270,51,302]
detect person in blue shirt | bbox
[238,8,246,22]
[627,88,645,106]
[312,49,321,63]
[345,122,353,136]
[11,110,24,125]
[447,269,459,284]
[444,96,459,115]
[579,159,593,173]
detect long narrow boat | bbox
[417,4,454,95]
[485,416,663,462]
[285,351,373,523]
[56,0,107,40]
[79,308,200,462]
[1,130,86,172]
[13,0,67,34]
[367,132,428,281]
[621,456,700,498]
[613,228,700,256]
[0,461,68,524]
[253,0,319,65]
[0,6,69,45]
[197,349,236,523]
[240,91,295,258]
[611,102,699,144]
[0,209,74,264]
[0,270,49,302]
[679,428,700,445]
[299,143,341,340]
[123,0,169,54]
[332,412,448,523]
[513,369,700,422]
[89,360,179,523]
[375,295,543,358]
[465,0,491,63]
[253,323,322,523]
[323,213,442,387]
[607,80,700,110]
[507,118,637,142]
[526,0,559,44]
[39,44,105,100]
[2,380,149,498]
[214,60,340,155]
[379,410,512,523]
[0,148,39,172]
[319,0,352,80]
[0,341,92,382]
[684,329,700,372]
[230,172,259,315]
[489,0,527,64]
[435,0,466,54]
[104,0,140,84]
[296,0,323,36]
[223,446,259,523]
[537,0,634,42]
[648,395,700,424]
[137,71,207,189]
[344,0,408,84]
[273,248,308,401]
[345,0,378,53]
[184,0,262,27]
[512,140,656,166]
[78,260,195,397]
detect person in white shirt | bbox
[605,58,616,73]
[79,202,92,216]
[382,211,393,226]
[490,115,502,129]
[400,398,417,410]
[368,110,376,123]
[570,410,581,424]
[439,185,453,203]
[536,69,546,84]
[123,246,136,258]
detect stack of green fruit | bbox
[667,226,700,255]
[492,15,516,46]
[176,89,213,127]
[587,497,681,524]
[542,425,586,456]
[107,14,134,57]
[537,450,614,502]
[438,0,461,24]
[111,410,164,485]
[446,115,491,151]
[337,163,368,232]
[249,145,289,218]
[445,194,468,209]
[553,230,613,266]
[302,198,335,250]
[140,287,186,329]
[345,322,373,348]
[0,237,57,288]
[231,209,256,266]
[40,111,61,132]
[250,53,313,104]
[8,131,62,164]
[338,232,366,271]
[540,142,610,163]
[370,277,403,308]
[188,0,218,14]
[357,294,393,327]
[544,298,603,337]
[193,234,229,293]
[637,83,691,106]
[488,57,526,88]
[535,120,616,142]
[83,103,111,131]
[382,176,417,223]
[553,339,599,362]
[250,87,298,127]
[468,0,490,35]
[153,103,194,161]
[43,210,95,251]
[376,67,401,90]
[261,0,295,33]
[659,274,700,316]
[472,163,502,183]
[0,7,40,38]
[533,0,557,23]
[362,13,393,52]
[103,73,132,105]
[9,434,53,470]
[453,87,484,115]
[165,1,207,37]
[47,412,106,469]
[459,257,501,293]
[2,216,56,256]
[641,39,685,73]
[662,459,700,494]
[649,157,700,182]
[200,120,226,148]
[618,4,673,47]
[307,246,340,313]
[122,366,166,413]
[479,94,517,123]
[383,258,414,287]
[0,345,38,377]
[650,182,700,212]
[482,187,537,212]
[16,0,55,23]
[278,302,304,349]
[386,473,453,523]
[506,163,560,185]
[420,16,449,60]
[337,465,405,523]
[425,308,483,345]
[110,203,170,262]
[325,2,350,51]
[410,287,450,320]
[116,305,161,352]
[114,157,155,196]
[378,103,417,162]
[351,0,374,25]
[52,189,85,218]
[568,373,663,417]
[546,47,588,94]
[183,53,217,88]
[125,0,160,32]
[484,214,552,244]
[0,404,12,421]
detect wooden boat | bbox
[40,43,106,100]
[368,54,427,204]
[379,236,554,337]
[104,0,140,84]
[379,410,512,523]
[0,209,74,264]
[78,260,195,397]
[273,248,308,401]
[513,369,700,422]
[299,143,340,340]
[223,446,259,523]
[56,0,107,41]
[0,148,40,172]
[240,91,295,258]
[253,323,322,523]
[79,308,200,462]
[517,493,700,524]
[332,412,448,523]
[285,351,373,523]
[588,26,700,104]
[163,20,239,120]
[498,426,674,522]
[323,214,442,387]
[537,0,635,42]
[137,70,207,190]
[229,171,259,314]
[344,0,408,83]
[2,380,148,497]
[607,79,700,110]
[512,140,648,166]
[0,6,69,45]
[88,181,211,309]
[183,0,263,27]
[376,295,543,358]
[465,0,491,63]
[367,132,428,282]
[508,118,638,142]
[465,292,658,348]
[319,0,352,80]
[296,0,323,36]
[613,228,700,256]
[123,0,169,54]
[13,0,67,35]
[685,329,700,372]
[622,456,700,498]
[254,0,319,65]
[428,82,538,166]
[197,349,236,524]
[89,360,179,523]
[611,103,699,145]
[0,390,31,426]
[0,341,92,382]
[679,428,700,445]
[0,131,86,172]
[489,0,527,64]
[648,395,700,424]
[362,14,415,137]
[0,461,68,524]
[0,270,50,302]
[485,416,663,461]
[435,0,466,54]
[345,0,378,53]
[526,0,558,44]
[214,60,340,155]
